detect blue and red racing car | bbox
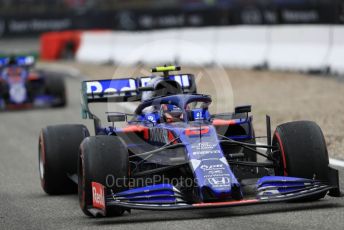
[0,56,66,110]
[38,66,340,217]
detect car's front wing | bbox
[87,177,338,217]
[105,184,332,211]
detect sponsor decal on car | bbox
[191,142,217,150]
[207,177,231,187]
[200,164,224,171]
[92,182,105,210]
[85,75,193,99]
[193,149,222,156]
[149,128,169,144]
[86,79,137,98]
[208,170,223,175]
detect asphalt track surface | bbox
[1,76,344,230]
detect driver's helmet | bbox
[141,76,163,102]
[161,104,183,123]
[141,76,163,115]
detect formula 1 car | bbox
[38,66,340,217]
[0,56,66,110]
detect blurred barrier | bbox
[214,26,269,68]
[267,26,331,72]
[40,31,81,60]
[111,32,151,65]
[328,26,344,75]
[42,25,344,75]
[142,30,180,65]
[76,31,113,63]
[178,28,216,65]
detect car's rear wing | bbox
[81,74,196,119]
[0,56,35,68]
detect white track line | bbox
[329,158,344,168]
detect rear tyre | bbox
[45,74,67,107]
[78,136,129,217]
[0,82,9,105]
[39,124,89,195]
[272,121,329,200]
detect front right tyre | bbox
[39,124,89,195]
[272,120,330,200]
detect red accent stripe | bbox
[122,125,148,133]
[168,131,177,144]
[39,132,46,163]
[122,125,149,140]
[212,119,237,126]
[193,199,259,207]
[143,128,149,140]
[7,103,33,110]
[274,132,288,176]
[28,74,39,81]
[185,127,209,136]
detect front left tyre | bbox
[39,124,89,195]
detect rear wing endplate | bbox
[0,56,35,68]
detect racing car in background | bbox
[38,66,340,217]
[0,56,66,110]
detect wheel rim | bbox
[39,145,44,180]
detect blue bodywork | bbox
[179,124,241,200]
[81,77,338,215]
[0,56,65,110]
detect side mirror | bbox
[107,114,126,122]
[235,105,251,114]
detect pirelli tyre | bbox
[78,135,129,217]
[39,124,89,195]
[45,74,67,107]
[272,121,329,200]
